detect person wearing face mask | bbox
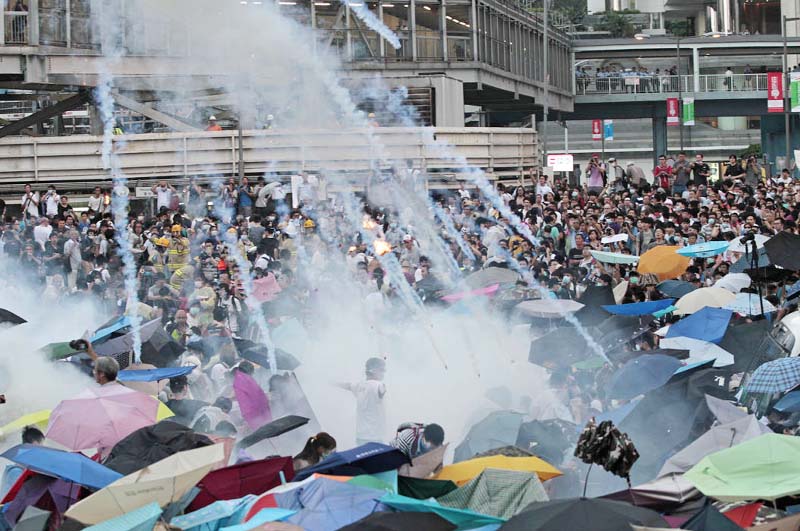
[391,422,445,459]
[293,432,337,472]
[188,275,216,328]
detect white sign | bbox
[546,153,574,172]
[135,187,154,198]
[602,233,629,244]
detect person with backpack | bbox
[390,422,445,459]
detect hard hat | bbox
[304,219,316,229]
[154,237,170,247]
[171,224,183,233]
[209,115,217,121]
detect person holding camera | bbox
[744,155,762,187]
[585,155,606,194]
[43,185,60,218]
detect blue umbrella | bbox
[591,398,641,428]
[744,357,800,395]
[1,444,122,490]
[666,307,733,344]
[606,355,684,400]
[84,502,161,531]
[170,495,255,531]
[380,493,505,529]
[220,509,297,531]
[602,299,675,316]
[657,280,696,298]
[294,442,410,481]
[676,241,730,258]
[773,391,800,413]
[91,316,132,343]
[117,365,196,383]
[279,478,388,531]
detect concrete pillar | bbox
[693,47,700,93]
[652,116,667,168]
[89,105,104,136]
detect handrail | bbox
[575,73,769,95]
[0,127,538,185]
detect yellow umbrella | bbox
[434,455,561,486]
[65,443,225,525]
[0,409,51,438]
[675,287,736,315]
[156,401,174,421]
[637,246,690,282]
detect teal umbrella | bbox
[83,503,161,531]
[590,250,639,265]
[170,496,255,531]
[380,492,505,529]
[677,241,729,258]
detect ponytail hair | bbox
[294,432,337,465]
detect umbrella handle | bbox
[582,463,593,498]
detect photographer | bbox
[744,155,762,187]
[43,185,60,218]
[585,155,606,194]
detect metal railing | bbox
[4,11,28,45]
[0,127,538,185]
[575,73,769,95]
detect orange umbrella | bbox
[637,246,690,281]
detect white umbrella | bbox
[613,280,628,304]
[728,233,769,253]
[675,287,736,315]
[515,299,584,318]
[590,250,639,265]
[660,336,734,367]
[714,273,752,293]
[724,292,777,316]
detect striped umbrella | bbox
[744,358,800,395]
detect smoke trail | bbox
[340,0,401,50]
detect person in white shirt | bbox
[535,175,553,197]
[87,187,103,213]
[43,186,60,217]
[337,357,387,445]
[20,184,39,220]
[32,217,52,250]
[151,180,176,212]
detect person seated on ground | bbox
[390,422,445,459]
[191,396,233,434]
[293,432,337,472]
[0,427,44,499]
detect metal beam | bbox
[0,91,90,139]
[111,92,201,132]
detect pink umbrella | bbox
[233,371,272,430]
[46,384,159,454]
[253,274,282,302]
[441,283,500,303]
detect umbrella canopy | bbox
[657,280,696,298]
[658,415,770,477]
[718,320,773,372]
[222,508,297,531]
[529,326,600,368]
[684,434,800,501]
[453,411,524,463]
[638,246,690,281]
[744,357,800,395]
[13,506,51,531]
[666,307,733,344]
[515,299,584,318]
[379,492,505,529]
[590,250,640,265]
[677,241,730,258]
[437,468,548,519]
[675,288,736,315]
[602,299,675,316]
[188,457,294,512]
[728,233,769,253]
[714,273,752,293]
[724,292,777,316]
[339,512,456,531]
[729,247,785,278]
[232,338,301,371]
[117,365,195,383]
[398,477,457,500]
[2,474,81,526]
[604,473,700,512]
[171,495,255,530]
[0,308,26,326]
[435,455,561,486]
[764,231,800,271]
[398,444,448,479]
[278,478,388,531]
[682,504,746,531]
[464,267,519,289]
[103,420,214,475]
[83,502,162,531]
[606,355,684,400]
[233,371,272,430]
[46,384,160,453]
[93,318,183,367]
[515,419,576,467]
[238,415,310,449]
[660,337,734,367]
[499,498,669,531]
[1,444,122,490]
[294,443,410,481]
[65,444,226,525]
[0,409,50,437]
[773,390,800,413]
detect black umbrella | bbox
[595,315,654,353]
[93,318,183,367]
[516,419,577,467]
[730,247,792,281]
[657,280,696,298]
[238,415,310,449]
[764,231,800,271]
[164,398,209,427]
[529,326,600,368]
[232,338,301,371]
[340,512,456,531]
[498,498,669,531]
[103,420,213,475]
[0,308,26,326]
[718,319,774,372]
[606,347,689,364]
[574,418,639,480]
[574,284,616,327]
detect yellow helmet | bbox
[304,219,316,229]
[154,237,170,247]
[171,224,183,233]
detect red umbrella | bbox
[234,371,272,430]
[186,456,294,511]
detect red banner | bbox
[768,72,784,113]
[666,98,679,126]
[592,119,602,140]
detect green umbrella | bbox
[684,434,800,501]
[40,342,78,361]
[380,493,505,529]
[437,468,548,519]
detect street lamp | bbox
[783,16,800,170]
